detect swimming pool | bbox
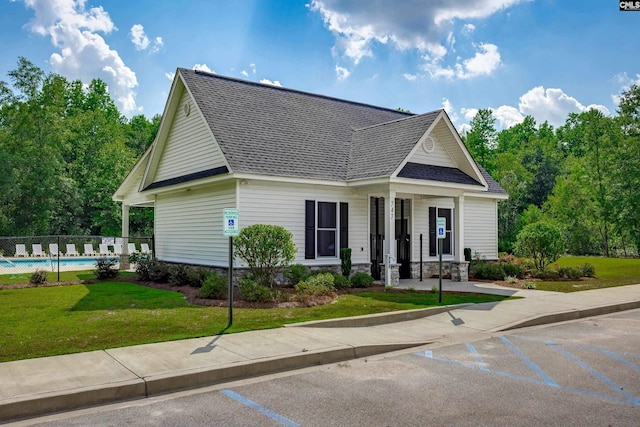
[0,257,119,272]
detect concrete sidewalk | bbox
[2,283,640,422]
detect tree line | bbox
[463,84,640,257]
[2,57,639,258]
[0,58,158,237]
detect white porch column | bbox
[454,195,464,262]
[121,204,130,256]
[384,191,396,285]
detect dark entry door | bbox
[396,199,411,279]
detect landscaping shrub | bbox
[135,257,154,281]
[514,222,564,270]
[531,268,560,280]
[464,247,472,262]
[332,273,351,289]
[501,262,525,279]
[169,264,190,286]
[95,258,119,280]
[307,269,335,277]
[340,248,352,277]
[471,261,506,280]
[284,264,309,286]
[198,273,227,299]
[234,224,296,288]
[148,261,170,283]
[129,252,149,265]
[239,277,275,303]
[557,266,582,280]
[350,272,374,288]
[295,273,336,303]
[186,267,210,288]
[580,263,596,278]
[29,269,48,285]
[522,281,537,289]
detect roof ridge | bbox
[353,109,443,132]
[180,68,415,118]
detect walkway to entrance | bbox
[396,278,561,298]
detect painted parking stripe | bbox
[413,350,640,407]
[220,389,301,427]
[500,336,559,388]
[546,342,640,406]
[511,334,640,373]
[465,343,490,371]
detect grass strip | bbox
[0,282,509,362]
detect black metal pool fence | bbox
[0,235,153,280]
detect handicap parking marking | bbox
[413,334,640,408]
[510,334,640,374]
[220,389,301,427]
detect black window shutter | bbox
[429,207,436,256]
[305,200,315,259]
[340,202,348,249]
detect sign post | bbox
[436,217,446,303]
[223,208,240,327]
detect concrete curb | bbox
[495,300,640,332]
[286,304,473,328]
[0,379,146,422]
[0,342,429,422]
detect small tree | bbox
[514,222,564,270]
[234,224,296,288]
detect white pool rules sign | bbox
[223,208,240,237]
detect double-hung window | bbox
[305,200,348,259]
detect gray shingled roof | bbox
[178,68,506,196]
[180,69,410,181]
[348,112,440,180]
[397,163,483,187]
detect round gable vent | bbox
[422,135,435,153]
[183,101,191,117]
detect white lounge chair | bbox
[84,244,97,256]
[15,244,28,257]
[66,244,79,256]
[32,244,45,257]
[49,243,63,257]
[140,243,151,254]
[113,244,123,255]
[127,243,138,254]
[98,244,113,256]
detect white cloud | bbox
[193,64,214,74]
[335,65,350,80]
[308,0,524,77]
[165,72,175,81]
[611,72,640,106]
[424,43,501,79]
[456,86,611,131]
[403,73,417,81]
[249,63,256,74]
[23,0,139,114]
[492,105,523,128]
[441,97,459,122]
[462,23,476,34]
[260,79,282,87]
[129,24,149,50]
[518,86,609,127]
[241,70,249,77]
[129,24,163,53]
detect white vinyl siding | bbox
[155,183,235,266]
[464,197,498,260]
[154,90,226,182]
[239,181,369,265]
[407,134,456,168]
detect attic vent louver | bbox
[422,135,435,153]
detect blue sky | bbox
[1,0,638,131]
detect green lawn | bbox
[0,281,510,362]
[535,256,640,292]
